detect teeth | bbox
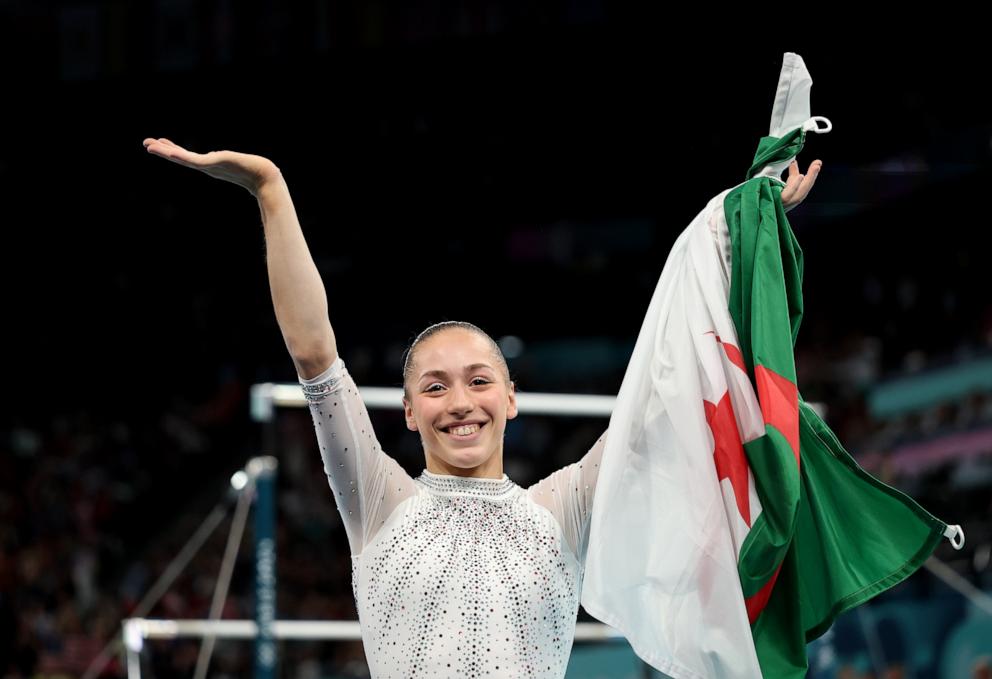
[449,424,480,436]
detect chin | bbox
[433,446,497,471]
[444,452,491,469]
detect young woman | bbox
[143,137,819,677]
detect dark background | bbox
[1,3,990,677]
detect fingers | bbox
[143,137,188,157]
[787,159,800,180]
[790,159,821,205]
[143,137,178,148]
[781,159,822,209]
[144,143,181,163]
[780,160,801,204]
[143,137,204,168]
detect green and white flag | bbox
[581,52,963,679]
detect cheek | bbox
[486,399,510,421]
[416,404,442,428]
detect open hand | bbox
[143,138,282,196]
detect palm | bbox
[143,137,280,195]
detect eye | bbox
[424,378,489,393]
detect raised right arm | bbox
[143,138,416,553]
[255,174,336,377]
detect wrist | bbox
[254,166,286,200]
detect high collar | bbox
[417,469,518,501]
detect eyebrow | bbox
[418,364,496,381]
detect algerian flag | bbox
[580,52,962,679]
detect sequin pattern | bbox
[356,472,581,678]
[299,357,607,678]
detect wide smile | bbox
[440,422,487,443]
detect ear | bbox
[403,397,418,431]
[506,381,518,420]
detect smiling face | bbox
[402,327,517,479]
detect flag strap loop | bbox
[943,524,965,550]
[802,116,833,134]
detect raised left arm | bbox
[526,429,607,562]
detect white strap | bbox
[753,114,831,183]
[943,524,965,550]
[802,116,833,134]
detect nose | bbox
[446,381,475,416]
